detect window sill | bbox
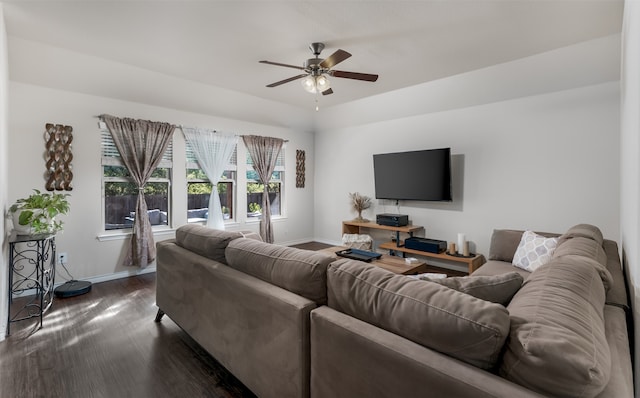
[187,220,241,228]
[244,216,287,224]
[97,227,175,242]
[96,218,286,241]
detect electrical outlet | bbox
[57,252,68,265]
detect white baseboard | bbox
[83,266,157,285]
[313,238,342,246]
[11,266,157,300]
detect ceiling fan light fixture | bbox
[316,75,330,92]
[301,74,330,94]
[301,75,316,93]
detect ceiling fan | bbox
[259,42,378,96]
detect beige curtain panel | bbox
[242,135,284,243]
[102,114,175,267]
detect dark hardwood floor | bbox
[0,273,256,398]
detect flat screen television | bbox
[373,148,452,201]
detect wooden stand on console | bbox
[342,221,485,274]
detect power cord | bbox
[57,260,75,282]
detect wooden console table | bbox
[379,242,485,274]
[342,221,424,244]
[342,221,485,274]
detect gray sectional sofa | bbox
[155,224,633,398]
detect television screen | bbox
[373,148,452,201]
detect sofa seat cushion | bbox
[416,272,523,306]
[501,257,611,398]
[327,259,510,370]
[175,225,249,265]
[225,238,334,304]
[471,260,531,280]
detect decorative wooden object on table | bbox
[342,220,485,274]
[348,193,372,222]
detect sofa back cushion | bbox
[415,272,523,306]
[488,229,559,262]
[559,223,604,245]
[327,259,510,370]
[553,236,612,291]
[175,224,259,265]
[500,257,611,397]
[225,238,334,304]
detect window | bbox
[101,124,172,231]
[186,141,237,223]
[246,145,284,219]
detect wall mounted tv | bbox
[373,147,452,202]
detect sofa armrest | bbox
[310,306,546,398]
[596,305,634,398]
[156,240,316,398]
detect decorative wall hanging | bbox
[296,149,305,188]
[44,123,74,191]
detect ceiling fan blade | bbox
[322,88,333,96]
[332,70,379,82]
[266,74,308,88]
[319,49,351,69]
[259,60,306,71]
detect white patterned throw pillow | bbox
[512,230,559,272]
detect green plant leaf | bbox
[18,210,33,225]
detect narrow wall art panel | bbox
[44,123,74,191]
[296,149,305,188]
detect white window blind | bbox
[246,144,285,170]
[185,140,237,170]
[100,124,173,168]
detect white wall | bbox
[314,38,620,272]
[0,3,10,340]
[8,82,316,282]
[620,0,640,390]
[9,37,315,133]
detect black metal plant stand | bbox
[7,233,56,336]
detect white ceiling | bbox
[2,1,624,110]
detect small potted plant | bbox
[9,189,70,235]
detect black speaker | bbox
[376,213,409,227]
[404,237,447,253]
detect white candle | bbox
[457,233,465,254]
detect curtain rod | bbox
[96,117,288,142]
[239,134,289,143]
